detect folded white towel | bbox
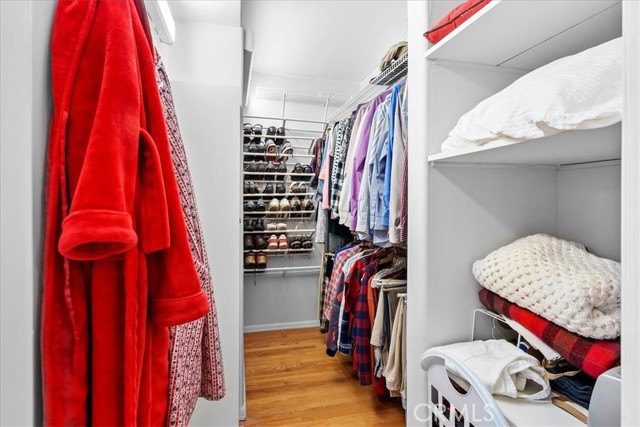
[431,340,550,400]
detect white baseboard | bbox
[243,320,319,333]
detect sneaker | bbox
[290,236,302,249]
[266,223,277,231]
[276,223,287,231]
[267,234,278,250]
[278,234,289,250]
[301,237,313,249]
[279,198,291,211]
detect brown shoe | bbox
[244,253,257,269]
[244,235,254,250]
[254,234,268,250]
[255,252,267,269]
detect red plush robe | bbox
[42,1,209,425]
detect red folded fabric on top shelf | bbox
[423,0,492,45]
[479,288,620,378]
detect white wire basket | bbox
[420,348,509,427]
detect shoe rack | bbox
[241,115,327,273]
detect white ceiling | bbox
[242,1,407,83]
[169,1,241,27]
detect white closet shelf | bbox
[243,211,315,216]
[243,266,321,274]
[243,172,314,177]
[427,124,621,166]
[243,115,328,125]
[243,248,315,254]
[243,229,315,234]
[244,134,316,140]
[424,0,621,70]
[242,152,314,159]
[243,192,314,198]
[494,394,586,427]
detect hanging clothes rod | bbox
[244,115,329,125]
[327,52,408,122]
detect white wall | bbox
[1,1,54,425]
[155,16,244,427]
[241,71,358,331]
[558,162,621,261]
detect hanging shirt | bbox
[389,89,407,245]
[349,89,393,231]
[382,82,405,228]
[356,96,391,238]
[338,105,369,225]
[398,90,409,243]
[329,117,353,217]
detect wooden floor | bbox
[241,327,406,427]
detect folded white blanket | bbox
[441,37,622,152]
[433,340,550,400]
[473,234,621,340]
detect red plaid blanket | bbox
[479,288,620,378]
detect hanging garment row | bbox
[313,81,408,247]
[319,243,408,405]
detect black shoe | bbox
[265,161,276,181]
[244,200,255,212]
[275,183,286,194]
[244,219,254,231]
[254,218,265,231]
[263,183,274,194]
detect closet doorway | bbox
[240,1,408,425]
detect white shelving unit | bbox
[241,115,325,274]
[407,1,639,426]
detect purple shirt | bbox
[349,89,393,230]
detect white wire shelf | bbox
[243,265,322,274]
[243,248,315,254]
[242,180,314,185]
[243,210,315,216]
[243,134,317,141]
[243,172,314,177]
[243,229,315,234]
[327,52,407,122]
[242,152,314,159]
[244,115,328,125]
[243,192,314,198]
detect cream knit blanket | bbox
[472,234,620,340]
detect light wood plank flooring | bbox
[241,327,405,427]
